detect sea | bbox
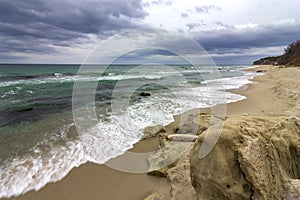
[0,64,257,198]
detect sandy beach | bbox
[3,65,300,200]
[227,65,288,116]
[1,1,299,199]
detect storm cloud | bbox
[194,20,300,52]
[0,0,299,64]
[0,0,147,56]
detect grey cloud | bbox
[0,0,147,56]
[0,53,27,62]
[195,5,221,14]
[212,55,261,65]
[0,0,146,31]
[165,1,172,6]
[150,0,171,6]
[0,33,60,55]
[0,22,83,41]
[214,21,234,29]
[117,21,300,64]
[192,20,300,59]
[151,0,163,5]
[186,21,206,30]
[142,1,150,7]
[272,1,284,7]
[181,13,189,18]
[114,48,175,63]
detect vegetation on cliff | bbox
[253,40,300,66]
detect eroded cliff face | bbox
[190,115,300,200]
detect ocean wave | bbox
[0,67,257,198]
[0,139,87,198]
[0,74,165,87]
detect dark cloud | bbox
[122,22,300,64]
[0,0,147,56]
[193,20,300,54]
[194,5,222,14]
[0,0,146,32]
[0,0,298,65]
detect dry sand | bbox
[227,65,284,116]
[4,65,299,200]
[228,65,299,116]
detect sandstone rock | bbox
[147,113,209,185]
[176,113,210,135]
[147,142,190,177]
[167,134,198,142]
[158,133,169,148]
[167,144,197,200]
[283,179,300,200]
[142,125,165,139]
[190,115,300,200]
[147,142,198,199]
[147,168,169,177]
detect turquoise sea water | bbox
[0,64,255,198]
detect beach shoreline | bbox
[4,65,299,200]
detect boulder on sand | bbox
[142,125,165,139]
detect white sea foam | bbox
[54,73,63,77]
[203,74,254,90]
[0,130,87,198]
[0,142,87,198]
[0,69,258,198]
[0,74,164,87]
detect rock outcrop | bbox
[175,112,210,135]
[142,125,165,139]
[167,145,197,200]
[190,115,300,200]
[146,112,210,199]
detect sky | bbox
[0,0,299,64]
